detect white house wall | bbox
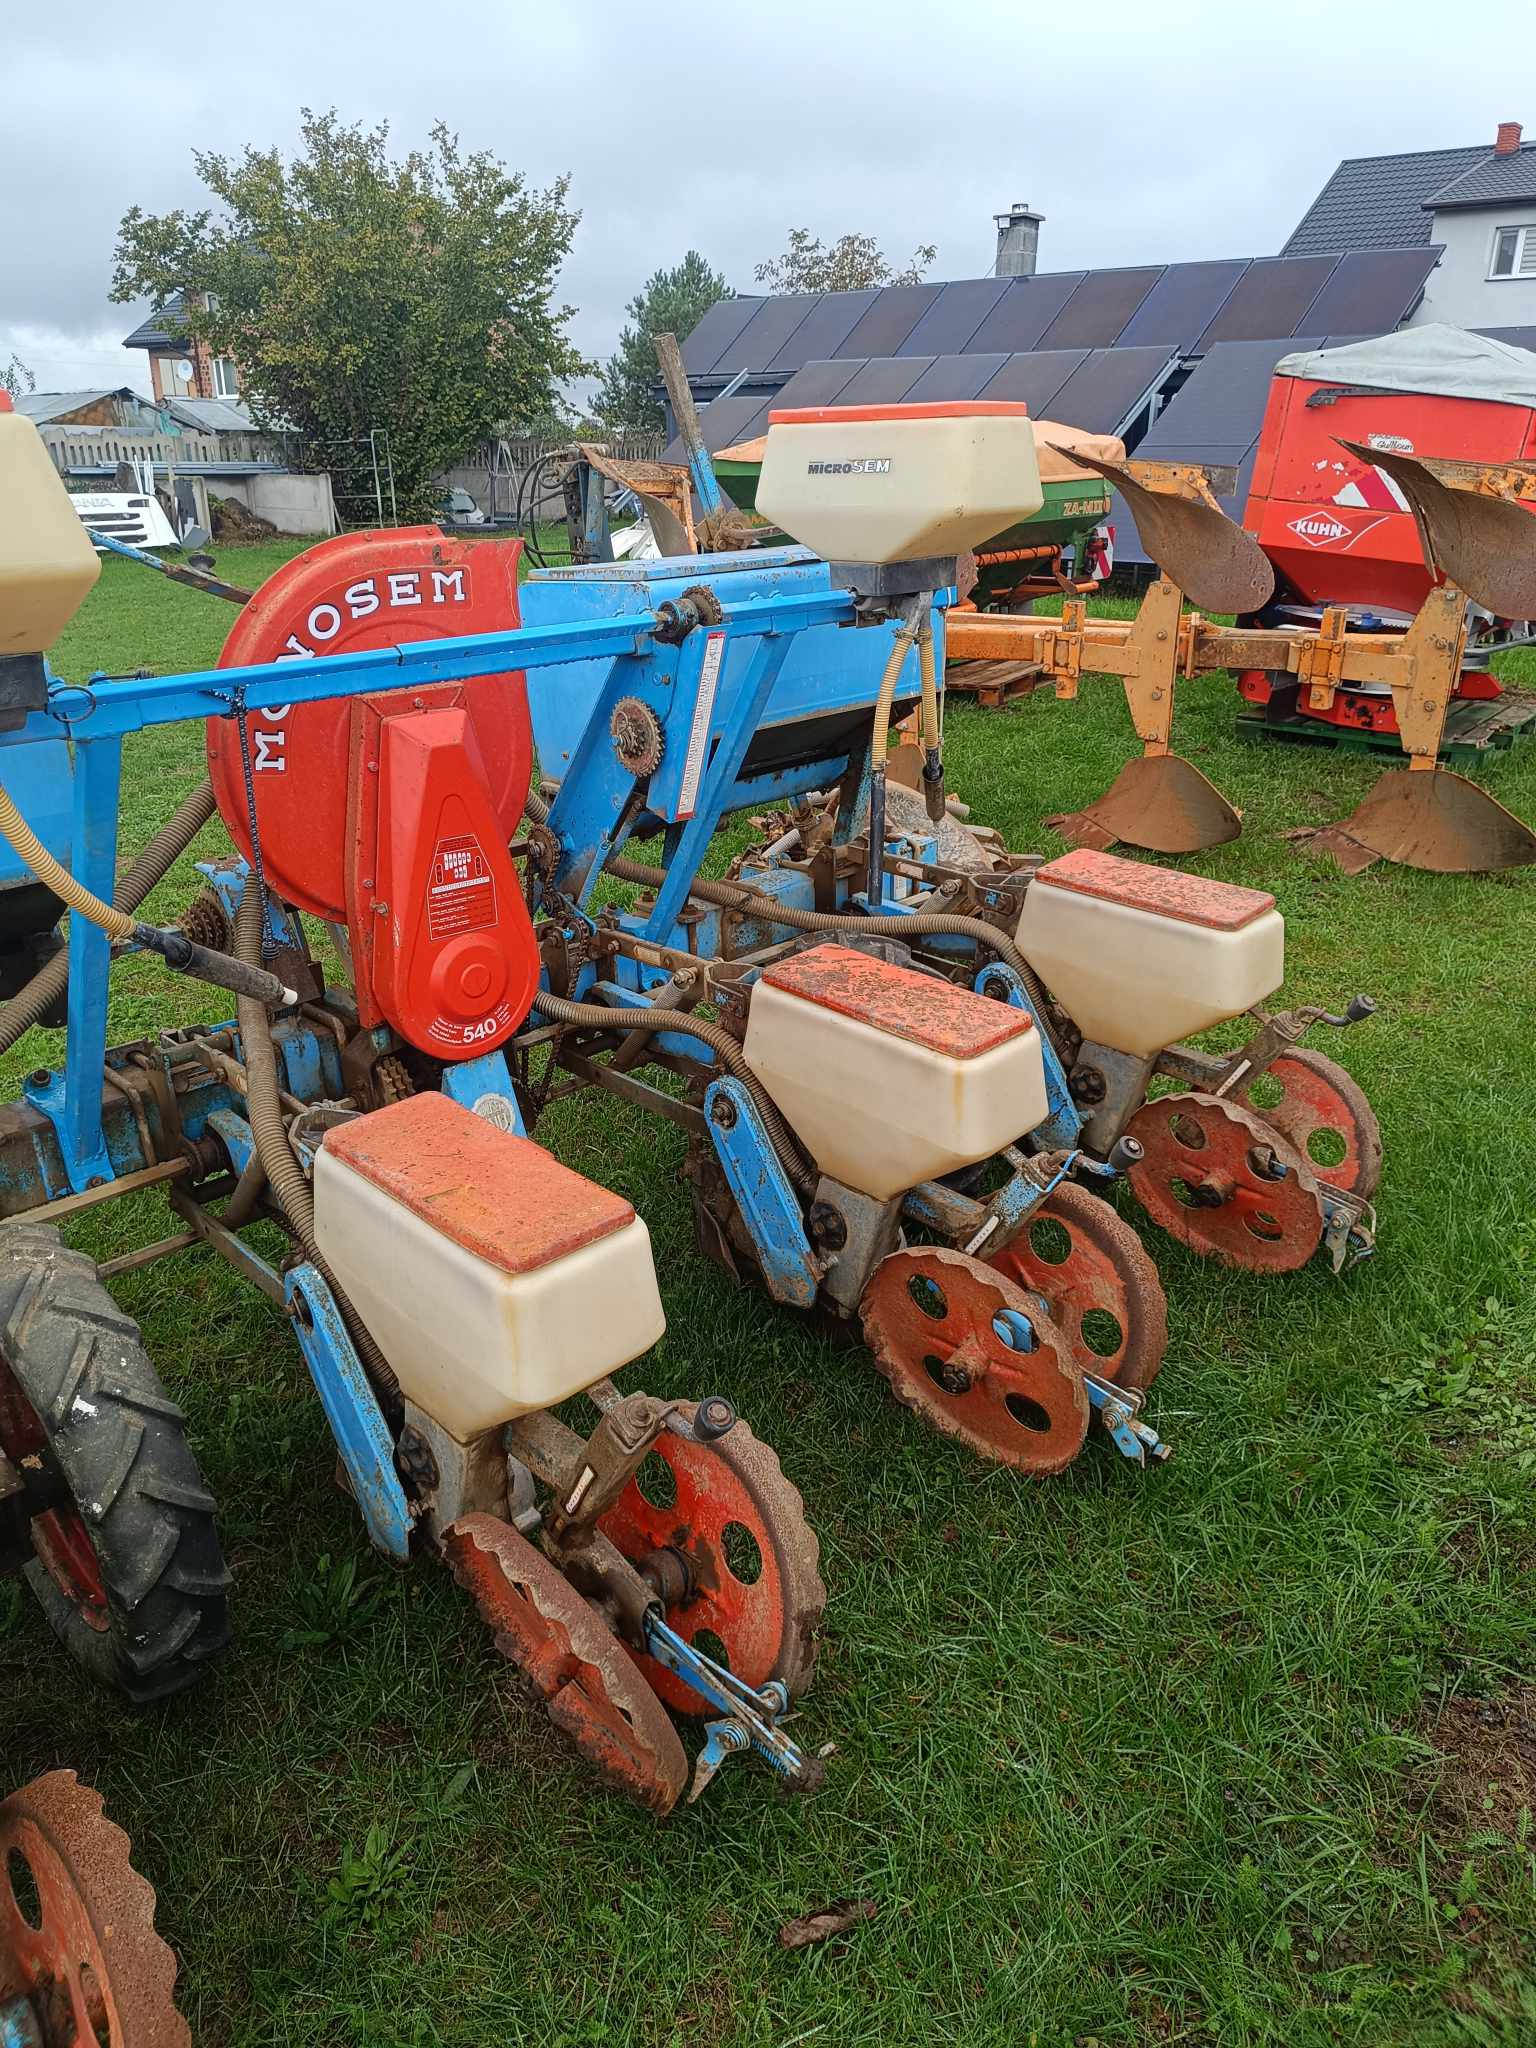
[1411,205,1536,326]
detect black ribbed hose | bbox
[233,879,401,1410]
[531,987,817,1192]
[522,785,1050,1015]
[602,852,1054,1020]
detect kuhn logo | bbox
[1285,509,1386,551]
[807,458,890,475]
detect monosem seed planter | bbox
[1,395,1379,1813]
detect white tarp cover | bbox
[1275,323,1536,406]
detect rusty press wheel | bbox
[1228,1047,1383,1200]
[988,1182,1169,1392]
[442,1514,687,1816]
[860,1246,1089,1473]
[1,1771,188,2047]
[597,1403,825,1718]
[1124,1092,1325,1273]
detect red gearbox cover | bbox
[208,528,528,921]
[357,701,538,1058]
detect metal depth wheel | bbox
[1124,1092,1325,1273]
[988,1182,1169,1393]
[597,1403,826,1718]
[1,1770,188,2048]
[0,1224,230,1702]
[860,1246,1089,1474]
[1228,1047,1383,1200]
[442,1514,687,1816]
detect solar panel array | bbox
[663,346,1177,466]
[681,249,1441,383]
[1110,334,1362,563]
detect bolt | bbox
[710,1094,737,1129]
[29,1068,49,1087]
[807,1200,847,1252]
[374,901,389,917]
[695,1395,737,1441]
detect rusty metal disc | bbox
[443,1515,687,1816]
[597,1405,825,1717]
[1336,441,1536,621]
[988,1182,1169,1392]
[1308,766,1536,875]
[860,1246,1089,1473]
[1,1770,188,2047]
[1228,1048,1383,1200]
[1125,1091,1325,1273]
[1067,452,1277,615]
[1049,754,1244,856]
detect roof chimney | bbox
[994,201,1044,279]
[1495,120,1522,155]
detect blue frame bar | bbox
[17,589,856,746]
[29,737,122,1190]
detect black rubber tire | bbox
[0,1222,231,1701]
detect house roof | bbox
[162,395,254,432]
[1285,140,1536,255]
[122,291,190,349]
[14,388,144,424]
[1425,145,1536,211]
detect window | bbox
[212,357,240,399]
[1489,225,1536,278]
[158,355,195,397]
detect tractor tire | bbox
[0,1222,231,1702]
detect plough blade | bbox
[1048,752,1243,855]
[1337,441,1536,621]
[1300,765,1536,874]
[1068,453,1277,616]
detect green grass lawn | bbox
[4,545,1535,2048]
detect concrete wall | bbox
[213,473,337,535]
[1413,206,1536,327]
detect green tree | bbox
[111,110,590,519]
[754,228,937,294]
[595,252,732,430]
[2,354,35,400]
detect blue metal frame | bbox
[284,1262,413,1561]
[702,1078,819,1308]
[972,962,1081,1149]
[439,1048,526,1133]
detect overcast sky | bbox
[4,0,1532,400]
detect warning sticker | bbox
[427,834,497,940]
[677,629,726,820]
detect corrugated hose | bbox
[0,778,218,1056]
[233,877,402,1411]
[531,986,817,1192]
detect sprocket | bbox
[610,697,665,778]
[176,887,231,953]
[371,1053,415,1107]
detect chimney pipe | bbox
[1495,121,1522,156]
[994,201,1045,279]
